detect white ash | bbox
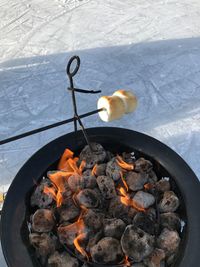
[157,228,181,256]
[125,172,148,191]
[90,237,123,264]
[96,175,116,199]
[121,225,155,262]
[180,220,186,233]
[133,191,155,209]
[103,218,126,239]
[106,158,121,181]
[159,191,180,213]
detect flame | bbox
[43,186,57,200]
[79,160,86,174]
[74,233,89,260]
[119,187,146,212]
[116,155,134,171]
[45,148,86,207]
[45,171,70,207]
[67,219,89,260]
[58,148,74,170]
[91,164,98,176]
[120,171,129,192]
[124,256,131,267]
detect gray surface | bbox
[0,0,200,266]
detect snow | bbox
[0,0,200,265]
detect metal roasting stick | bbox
[0,56,102,146]
[0,109,103,146]
[66,55,96,152]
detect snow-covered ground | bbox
[0,0,200,266]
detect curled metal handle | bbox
[66,55,80,78]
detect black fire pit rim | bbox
[1,126,200,267]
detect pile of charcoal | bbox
[29,143,184,267]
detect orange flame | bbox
[120,171,129,192]
[45,171,70,207]
[58,148,74,170]
[91,164,98,176]
[66,219,89,260]
[79,160,86,174]
[124,256,131,267]
[74,233,89,260]
[119,187,146,212]
[144,183,155,190]
[43,186,57,200]
[116,155,134,171]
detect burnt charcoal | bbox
[109,197,136,224]
[155,179,170,192]
[79,143,107,169]
[58,221,87,247]
[133,191,155,209]
[96,175,116,199]
[148,170,158,183]
[133,212,156,235]
[134,158,153,173]
[76,189,99,208]
[48,251,79,267]
[106,158,121,181]
[29,233,56,258]
[32,209,55,233]
[106,151,115,161]
[67,174,83,192]
[166,252,178,265]
[130,264,146,267]
[121,225,155,262]
[31,179,54,208]
[125,172,148,191]
[143,248,165,267]
[122,152,135,164]
[58,200,80,222]
[90,237,123,264]
[160,212,181,231]
[157,228,180,255]
[82,171,97,188]
[68,173,97,193]
[83,209,103,231]
[103,218,126,239]
[158,191,180,213]
[95,163,107,176]
[86,230,103,253]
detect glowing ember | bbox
[119,187,146,212]
[116,155,134,171]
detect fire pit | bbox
[1,127,200,267]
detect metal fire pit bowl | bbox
[1,127,200,267]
